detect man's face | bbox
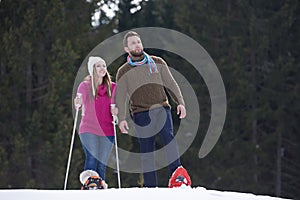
[124,36,144,57]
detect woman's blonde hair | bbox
[84,63,112,100]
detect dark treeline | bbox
[0,0,299,199]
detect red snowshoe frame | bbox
[168,166,192,188]
[81,176,105,190]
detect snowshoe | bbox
[79,170,107,190]
[168,166,192,188]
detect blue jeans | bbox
[79,133,114,181]
[133,107,181,187]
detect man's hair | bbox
[123,31,140,47]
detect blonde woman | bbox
[74,56,117,188]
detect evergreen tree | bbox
[173,0,300,199]
[0,0,96,188]
[0,0,299,198]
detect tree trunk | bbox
[249,6,259,187]
[26,55,33,120]
[252,120,258,184]
[276,130,282,196]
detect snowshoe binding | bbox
[80,170,107,190]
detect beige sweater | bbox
[115,55,185,121]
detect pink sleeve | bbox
[77,81,89,103]
[111,82,116,104]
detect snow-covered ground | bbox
[0,187,290,200]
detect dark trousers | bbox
[133,107,181,187]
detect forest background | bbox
[0,0,299,199]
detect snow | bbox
[0,187,290,200]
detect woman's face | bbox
[94,61,107,78]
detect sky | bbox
[92,0,145,26]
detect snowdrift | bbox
[0,187,290,200]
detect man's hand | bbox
[177,104,186,119]
[118,120,129,134]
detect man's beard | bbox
[129,49,144,57]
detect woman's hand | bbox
[111,107,119,116]
[74,93,82,109]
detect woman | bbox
[74,56,117,188]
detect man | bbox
[116,31,191,188]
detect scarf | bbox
[127,52,158,74]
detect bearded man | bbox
[115,31,191,188]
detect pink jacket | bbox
[77,81,116,136]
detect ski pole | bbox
[64,93,82,190]
[111,104,121,188]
